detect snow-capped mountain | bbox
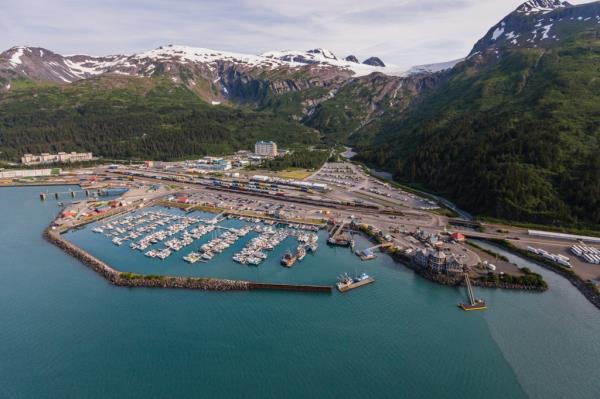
[0,46,124,83]
[261,48,404,75]
[0,44,457,87]
[469,0,600,57]
[517,0,571,15]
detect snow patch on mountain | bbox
[262,48,407,76]
[135,45,286,69]
[541,23,554,39]
[492,26,505,41]
[9,46,25,66]
[517,0,571,16]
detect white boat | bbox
[183,252,201,264]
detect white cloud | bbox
[0,0,587,67]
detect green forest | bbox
[0,76,319,161]
[259,148,330,171]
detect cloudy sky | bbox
[0,0,585,67]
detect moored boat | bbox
[281,250,297,267]
[336,272,374,292]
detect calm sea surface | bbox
[1,186,599,398]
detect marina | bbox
[67,205,324,278]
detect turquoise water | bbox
[1,186,599,398]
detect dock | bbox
[356,243,393,260]
[40,189,101,200]
[328,221,352,246]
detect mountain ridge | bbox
[0,44,460,86]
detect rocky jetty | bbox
[43,219,331,293]
[44,226,250,291]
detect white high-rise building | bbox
[254,141,277,157]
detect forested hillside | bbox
[0,76,319,160]
[356,24,600,226]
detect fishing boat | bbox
[281,250,297,267]
[336,272,374,292]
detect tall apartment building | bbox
[254,141,278,157]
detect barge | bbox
[459,272,487,311]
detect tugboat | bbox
[281,249,297,267]
[336,272,375,292]
[459,272,487,311]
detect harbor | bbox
[47,212,332,294]
[46,195,338,291]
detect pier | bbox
[356,243,393,260]
[40,189,100,200]
[328,221,352,246]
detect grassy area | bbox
[478,268,547,289]
[273,169,313,180]
[244,168,313,180]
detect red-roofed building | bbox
[451,232,466,242]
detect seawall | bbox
[44,222,332,293]
[44,227,249,291]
